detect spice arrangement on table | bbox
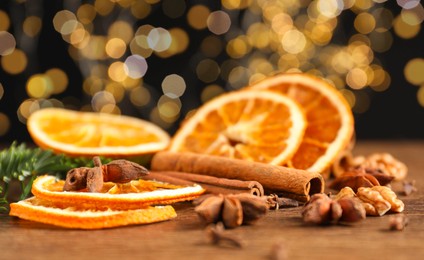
[1,73,416,247]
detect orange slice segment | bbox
[251,73,354,173]
[9,197,176,229]
[27,108,170,157]
[31,175,205,210]
[169,90,306,165]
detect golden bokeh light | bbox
[105,38,127,59]
[77,4,97,24]
[0,31,16,56]
[162,74,186,98]
[131,1,152,19]
[108,61,127,82]
[201,35,223,57]
[105,82,125,103]
[404,58,424,86]
[281,29,307,54]
[196,59,220,83]
[1,0,424,139]
[167,28,189,55]
[0,10,10,31]
[23,16,42,37]
[26,74,52,99]
[0,112,10,136]
[92,90,116,112]
[147,27,172,52]
[222,0,252,10]
[53,10,77,34]
[207,11,231,35]
[80,35,107,60]
[226,36,250,58]
[108,21,134,44]
[354,12,376,34]
[1,49,27,74]
[201,84,225,103]
[45,68,68,95]
[417,85,424,107]
[158,94,181,123]
[393,15,421,39]
[94,0,115,16]
[187,5,210,30]
[130,86,151,107]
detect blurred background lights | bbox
[147,27,172,52]
[404,58,424,86]
[162,74,186,98]
[0,31,16,56]
[91,90,116,112]
[397,0,420,9]
[124,55,148,79]
[106,38,127,59]
[0,112,10,136]
[187,5,210,30]
[1,49,28,75]
[0,0,424,139]
[207,11,231,35]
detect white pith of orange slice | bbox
[9,197,177,229]
[169,90,306,165]
[30,175,205,211]
[27,108,170,157]
[250,73,354,173]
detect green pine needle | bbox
[0,141,112,211]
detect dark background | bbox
[1,0,424,144]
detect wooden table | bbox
[1,140,424,259]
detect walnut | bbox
[357,187,391,216]
[334,187,356,200]
[331,152,407,181]
[361,153,407,181]
[370,186,404,213]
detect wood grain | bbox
[1,140,424,260]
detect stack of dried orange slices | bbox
[10,175,204,229]
[9,109,205,229]
[169,73,354,176]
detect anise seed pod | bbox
[222,196,243,228]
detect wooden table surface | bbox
[1,140,424,260]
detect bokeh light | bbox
[0,0,424,139]
[0,31,16,56]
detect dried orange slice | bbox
[31,175,205,210]
[9,197,176,229]
[251,73,354,173]
[169,90,306,165]
[27,108,170,157]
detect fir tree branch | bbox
[0,142,113,210]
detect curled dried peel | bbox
[32,175,205,211]
[9,197,177,229]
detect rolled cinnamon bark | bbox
[144,171,264,196]
[150,151,325,202]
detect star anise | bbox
[194,193,268,229]
[329,167,394,192]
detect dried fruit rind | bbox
[10,197,176,229]
[32,175,205,210]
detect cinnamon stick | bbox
[150,151,325,202]
[144,171,264,196]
